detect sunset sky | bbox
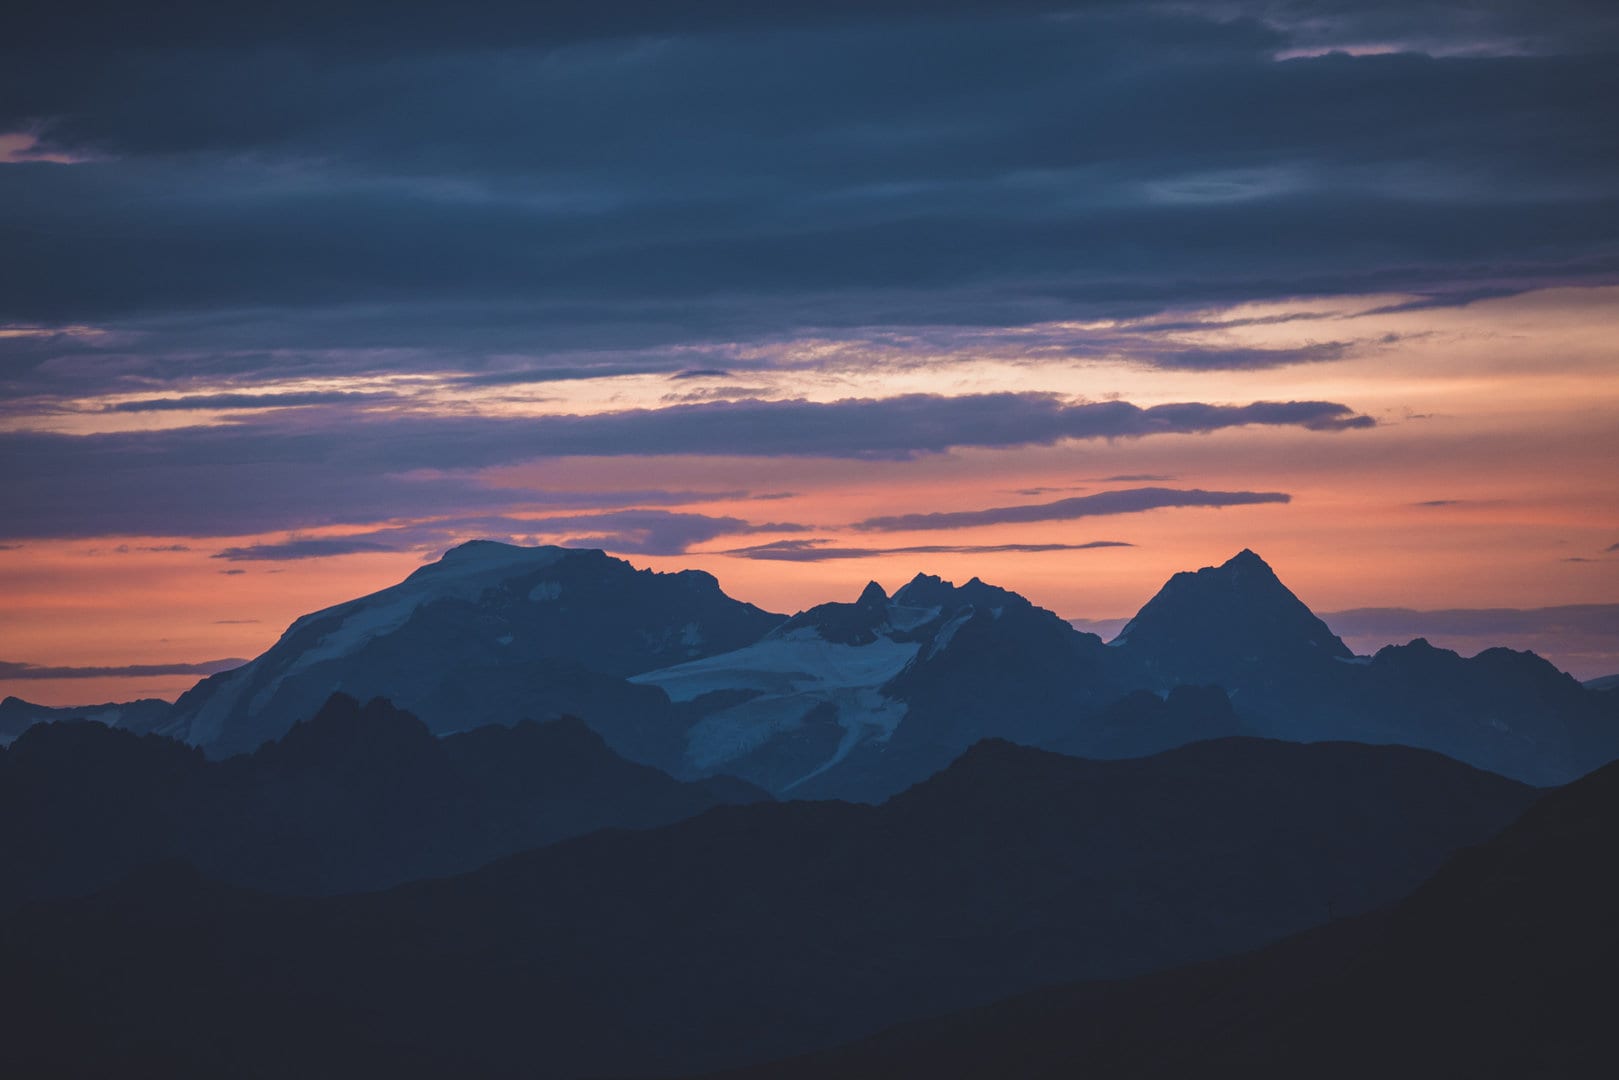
[3,0,1617,705]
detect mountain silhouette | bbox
[715,753,1619,1080]
[0,693,766,904]
[0,695,172,742]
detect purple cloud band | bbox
[0,394,1364,540]
[856,487,1291,532]
[0,658,247,680]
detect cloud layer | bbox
[2,1,1616,403]
[0,395,1359,540]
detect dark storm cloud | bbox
[857,487,1291,532]
[0,2,1615,393]
[0,394,1364,539]
[3,1,1091,55]
[0,658,246,680]
[725,539,1134,561]
[10,2,1616,60]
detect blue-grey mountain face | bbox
[1113,547,1355,683]
[159,542,784,758]
[1107,550,1619,785]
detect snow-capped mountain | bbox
[20,540,1600,792]
[630,579,932,794]
[631,573,1137,800]
[160,541,783,758]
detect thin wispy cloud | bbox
[725,539,1134,562]
[104,390,393,413]
[0,658,246,680]
[856,488,1291,532]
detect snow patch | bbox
[781,690,909,792]
[887,603,941,632]
[634,626,921,776]
[280,550,566,680]
[632,627,920,703]
[175,661,257,746]
[529,581,562,602]
[926,609,975,659]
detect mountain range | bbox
[6,540,1617,1076]
[14,541,1611,797]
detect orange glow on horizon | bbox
[4,286,1617,705]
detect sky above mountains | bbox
[2,0,1616,703]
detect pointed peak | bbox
[857,580,889,606]
[1117,548,1353,671]
[893,573,952,606]
[1220,548,1278,575]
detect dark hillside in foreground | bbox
[0,737,1535,1079]
[0,693,767,904]
[717,757,1619,1080]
